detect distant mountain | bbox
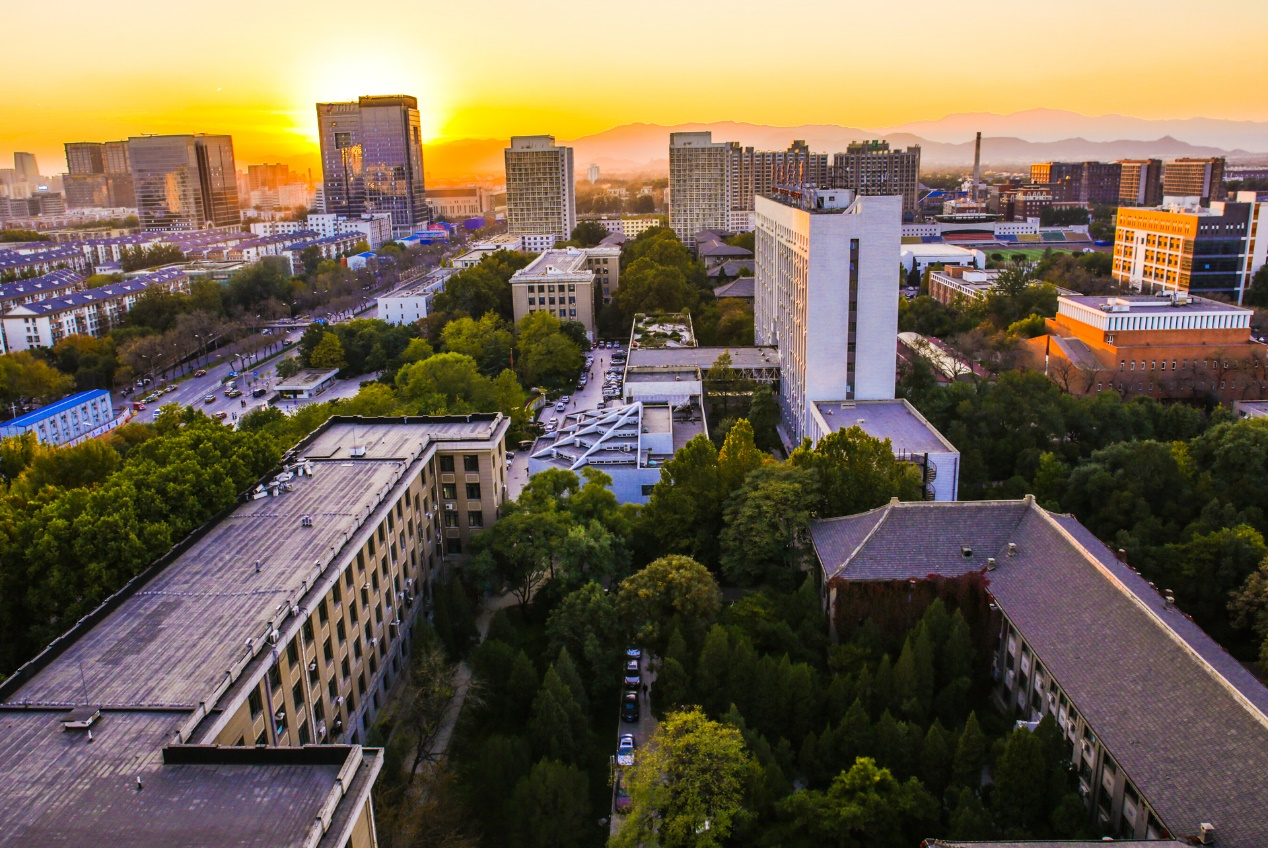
[420,114,1268,182]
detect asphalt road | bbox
[610,649,658,838]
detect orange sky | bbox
[5,0,1268,174]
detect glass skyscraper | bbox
[316,95,428,237]
[128,134,240,230]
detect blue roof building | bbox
[0,389,118,446]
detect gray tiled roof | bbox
[712,276,755,299]
[812,498,1268,848]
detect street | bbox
[610,649,658,839]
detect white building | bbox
[2,268,189,352]
[377,267,455,325]
[275,368,340,400]
[754,189,902,443]
[425,187,493,219]
[249,213,392,248]
[668,132,734,247]
[899,243,985,274]
[504,136,575,243]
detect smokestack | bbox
[972,132,982,189]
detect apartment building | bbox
[831,141,921,220]
[0,269,83,312]
[0,389,117,446]
[279,233,362,274]
[504,136,575,244]
[510,248,599,339]
[1031,161,1122,205]
[377,267,454,326]
[582,244,620,303]
[754,189,902,442]
[0,244,91,277]
[1024,293,1265,402]
[316,95,429,238]
[1112,191,1268,302]
[0,416,508,848]
[811,497,1268,847]
[1163,157,1225,205]
[1117,159,1163,206]
[2,268,189,351]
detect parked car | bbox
[131,402,146,411]
[616,734,636,767]
[596,401,605,409]
[626,647,642,660]
[621,692,639,723]
[214,411,228,420]
[624,660,641,689]
[560,395,570,403]
[614,776,631,815]
[555,402,566,412]
[203,395,216,404]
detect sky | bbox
[5,0,1268,174]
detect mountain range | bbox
[422,110,1268,183]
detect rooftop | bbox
[814,399,957,456]
[0,269,83,301]
[1060,293,1250,316]
[274,368,340,390]
[2,389,110,429]
[626,345,779,370]
[529,402,701,471]
[381,267,456,299]
[512,249,593,280]
[811,498,1268,848]
[712,277,755,299]
[3,268,187,317]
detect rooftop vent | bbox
[1007,542,1018,557]
[1198,823,1215,845]
[350,445,367,458]
[987,557,997,571]
[961,546,973,559]
[62,706,101,731]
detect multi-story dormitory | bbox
[0,415,508,848]
[812,497,1268,848]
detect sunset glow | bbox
[6,0,1268,173]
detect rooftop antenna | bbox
[77,659,90,706]
[972,132,982,194]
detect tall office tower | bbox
[248,163,292,191]
[754,188,902,442]
[830,141,922,221]
[503,136,575,243]
[668,132,736,246]
[63,143,108,209]
[316,95,428,238]
[1117,159,1163,206]
[13,152,39,184]
[128,134,240,230]
[65,142,104,176]
[1163,157,1226,205]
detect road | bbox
[506,342,622,500]
[610,649,658,839]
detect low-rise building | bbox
[811,497,1268,847]
[0,245,92,277]
[712,276,755,303]
[377,267,455,325]
[0,416,509,847]
[425,186,494,219]
[279,233,362,274]
[1024,293,1267,401]
[510,248,600,338]
[0,269,84,317]
[2,268,189,351]
[900,243,984,274]
[0,389,118,446]
[694,230,753,269]
[275,368,341,400]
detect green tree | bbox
[546,582,622,696]
[948,786,997,840]
[789,425,923,516]
[441,313,513,376]
[309,331,347,370]
[529,666,592,765]
[717,418,765,496]
[719,465,817,586]
[469,509,563,610]
[504,650,540,723]
[616,555,722,659]
[992,727,1050,835]
[508,759,592,848]
[614,708,753,848]
[952,710,986,789]
[569,220,608,247]
[747,385,781,452]
[640,434,724,563]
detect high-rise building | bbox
[1031,161,1121,204]
[63,142,136,209]
[13,152,39,184]
[831,141,921,220]
[248,163,293,191]
[1163,157,1226,205]
[754,188,902,442]
[668,132,736,246]
[669,133,833,244]
[316,95,428,238]
[128,135,240,230]
[64,143,104,176]
[504,136,575,244]
[1117,159,1163,206]
[1112,191,1268,302]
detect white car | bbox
[617,734,636,766]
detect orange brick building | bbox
[1024,294,1268,402]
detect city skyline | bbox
[6,0,1268,173]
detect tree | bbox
[747,385,781,452]
[992,727,1050,835]
[508,759,592,848]
[948,786,997,841]
[469,510,561,610]
[952,711,986,789]
[547,582,623,700]
[570,220,608,247]
[528,666,591,765]
[789,426,923,516]
[441,314,513,377]
[308,331,347,370]
[614,708,753,848]
[765,757,939,848]
[616,555,722,659]
[717,418,765,496]
[719,465,817,586]
[394,636,464,775]
[1246,263,1268,308]
[640,434,724,563]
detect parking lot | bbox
[610,646,656,836]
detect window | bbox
[286,639,299,667]
[442,483,457,500]
[292,680,304,710]
[248,687,264,719]
[463,455,479,472]
[269,663,282,689]
[323,637,334,662]
[466,483,481,500]
[444,512,460,528]
[328,677,338,702]
[256,728,268,746]
[297,720,311,746]
[332,581,342,605]
[469,510,484,528]
[353,638,362,660]
[447,537,462,555]
[341,656,351,679]
[439,455,455,472]
[302,620,314,644]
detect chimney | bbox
[972,132,982,190]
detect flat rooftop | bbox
[513,249,592,279]
[382,267,456,298]
[1061,294,1251,315]
[300,414,506,460]
[814,399,956,455]
[275,368,340,389]
[627,345,779,370]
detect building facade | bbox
[1163,157,1225,205]
[128,134,240,230]
[831,141,921,220]
[1117,159,1163,206]
[377,267,454,325]
[1112,192,1268,302]
[0,389,117,446]
[425,186,494,219]
[754,189,902,442]
[317,96,429,238]
[509,248,599,339]
[504,136,575,244]
[668,132,737,246]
